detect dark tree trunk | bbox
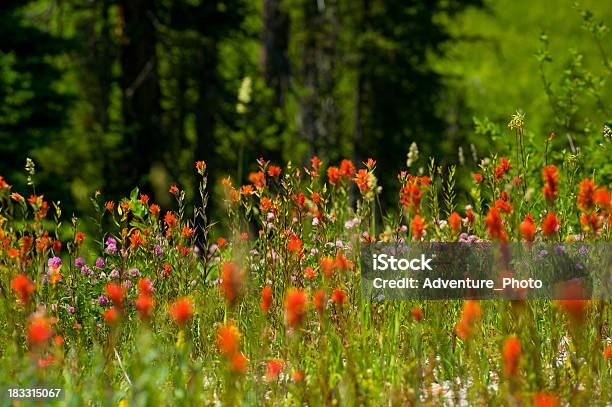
[262,0,290,107]
[119,0,162,192]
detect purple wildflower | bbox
[95,257,105,268]
[98,295,109,306]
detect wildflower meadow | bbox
[1,113,611,406]
[3,1,612,406]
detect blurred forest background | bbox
[1,0,611,218]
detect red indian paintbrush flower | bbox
[260,286,273,313]
[411,307,424,322]
[331,288,348,305]
[313,289,327,315]
[216,321,241,356]
[355,169,372,194]
[455,300,481,340]
[230,352,248,374]
[542,212,559,237]
[502,336,521,376]
[267,165,281,177]
[577,178,596,212]
[485,208,507,242]
[249,171,265,189]
[135,294,155,320]
[340,159,355,180]
[603,346,612,360]
[105,283,125,307]
[28,316,53,348]
[285,288,308,328]
[169,298,194,326]
[448,212,462,234]
[556,281,590,325]
[542,165,559,205]
[532,392,560,407]
[320,256,335,278]
[266,359,283,381]
[287,234,303,254]
[220,261,244,305]
[334,252,351,271]
[327,166,341,185]
[412,215,426,240]
[11,274,35,303]
[103,307,119,325]
[519,213,536,242]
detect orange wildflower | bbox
[412,215,426,240]
[267,165,281,177]
[138,278,153,295]
[532,392,560,407]
[169,184,179,194]
[135,294,155,320]
[169,298,194,326]
[455,300,482,340]
[220,261,244,305]
[285,288,308,328]
[556,281,590,324]
[260,286,273,313]
[291,370,304,382]
[355,169,371,193]
[249,171,266,189]
[241,185,254,195]
[340,159,355,179]
[216,321,241,356]
[304,266,317,279]
[164,211,178,228]
[105,283,125,307]
[502,336,521,376]
[594,187,610,208]
[580,212,600,234]
[331,288,348,305]
[230,352,248,373]
[287,234,303,254]
[149,204,160,216]
[577,178,596,211]
[485,208,507,242]
[603,346,612,360]
[494,199,513,215]
[139,194,149,204]
[542,165,559,205]
[310,156,321,170]
[411,307,424,322]
[542,212,559,237]
[448,212,462,234]
[327,166,341,185]
[313,289,326,314]
[266,359,283,381]
[11,274,35,303]
[129,230,145,247]
[473,173,483,183]
[320,257,335,278]
[102,307,119,325]
[519,213,536,242]
[181,226,195,238]
[28,316,53,347]
[335,252,351,271]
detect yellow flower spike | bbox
[118,400,128,407]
